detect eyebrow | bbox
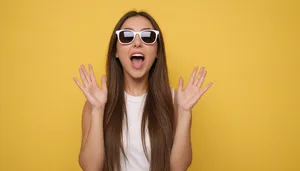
[123,27,153,31]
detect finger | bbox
[79,67,89,87]
[101,75,107,91]
[73,77,84,91]
[178,76,184,92]
[88,64,97,84]
[194,67,205,85]
[196,70,207,87]
[81,64,92,83]
[189,82,213,108]
[199,82,213,95]
[188,66,199,86]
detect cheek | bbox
[116,44,129,58]
[148,45,158,58]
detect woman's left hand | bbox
[177,66,213,112]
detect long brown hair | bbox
[103,11,174,171]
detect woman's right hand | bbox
[73,64,108,110]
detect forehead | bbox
[121,16,154,31]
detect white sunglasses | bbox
[116,29,159,45]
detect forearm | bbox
[79,108,105,171]
[170,109,192,171]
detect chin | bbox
[125,67,148,79]
[129,71,147,80]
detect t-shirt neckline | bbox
[124,91,147,101]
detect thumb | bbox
[178,76,183,92]
[101,75,107,91]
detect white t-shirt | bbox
[120,88,175,171]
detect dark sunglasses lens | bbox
[141,31,157,43]
[119,31,134,43]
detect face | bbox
[116,16,158,80]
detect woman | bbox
[73,10,213,171]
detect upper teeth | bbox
[132,53,143,56]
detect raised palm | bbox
[73,64,107,110]
[177,66,213,112]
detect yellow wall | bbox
[0,0,299,170]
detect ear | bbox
[115,53,119,58]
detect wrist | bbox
[177,107,192,120]
[91,106,105,117]
[178,107,191,114]
[92,105,105,111]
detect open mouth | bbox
[130,54,144,69]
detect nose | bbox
[133,34,142,47]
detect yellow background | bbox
[0,0,299,170]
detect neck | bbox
[124,73,149,96]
